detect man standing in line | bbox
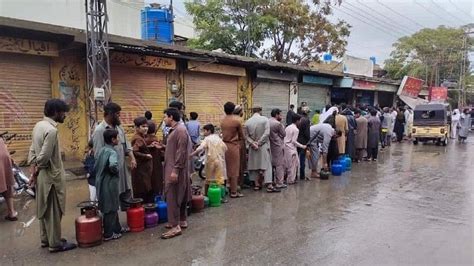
[162,108,191,239]
[245,106,280,193]
[367,109,381,161]
[286,104,296,127]
[28,99,76,252]
[93,103,137,210]
[269,108,287,189]
[308,122,336,177]
[354,109,368,162]
[186,112,201,146]
[221,102,245,198]
[297,108,310,180]
[335,108,349,156]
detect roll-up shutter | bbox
[0,53,51,162]
[185,72,238,126]
[298,84,329,117]
[111,66,167,136]
[253,81,289,121]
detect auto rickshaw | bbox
[412,103,450,146]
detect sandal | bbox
[4,215,18,222]
[230,192,244,198]
[165,224,173,229]
[41,238,67,248]
[120,227,130,234]
[180,222,188,229]
[287,181,296,185]
[161,229,182,239]
[253,186,262,191]
[104,233,122,241]
[266,186,281,193]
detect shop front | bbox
[110,52,174,135]
[0,37,58,162]
[185,61,245,126]
[253,70,297,122]
[353,79,376,107]
[331,77,353,105]
[299,75,331,116]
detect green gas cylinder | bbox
[208,183,222,207]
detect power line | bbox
[332,5,401,39]
[343,1,413,36]
[413,0,459,26]
[448,0,473,21]
[430,0,470,26]
[375,0,427,29]
[355,0,418,33]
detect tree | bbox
[185,0,350,64]
[384,26,473,87]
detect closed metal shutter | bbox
[185,72,238,126]
[253,81,289,121]
[298,84,329,117]
[0,53,51,162]
[111,66,167,136]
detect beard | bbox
[112,115,121,126]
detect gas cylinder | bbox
[126,198,145,232]
[319,169,330,180]
[220,185,227,199]
[144,204,158,228]
[155,196,168,223]
[191,194,205,213]
[208,183,221,207]
[331,163,343,176]
[204,196,209,207]
[343,157,352,171]
[75,201,102,248]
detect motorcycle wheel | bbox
[198,165,206,180]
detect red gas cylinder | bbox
[75,201,102,248]
[191,185,205,213]
[127,198,145,232]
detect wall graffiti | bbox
[110,52,176,70]
[0,36,58,57]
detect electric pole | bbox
[85,0,112,136]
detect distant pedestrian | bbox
[394,107,405,142]
[162,108,192,239]
[144,122,164,197]
[451,109,460,139]
[367,109,381,161]
[335,111,349,155]
[311,110,321,125]
[162,101,185,142]
[308,123,335,177]
[29,99,76,252]
[380,107,393,148]
[342,108,357,160]
[95,129,123,241]
[233,105,247,188]
[131,117,153,203]
[145,110,157,135]
[458,109,471,143]
[354,109,368,162]
[186,112,201,146]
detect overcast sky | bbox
[152,0,473,64]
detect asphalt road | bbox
[0,139,472,265]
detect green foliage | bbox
[384,26,473,85]
[185,0,350,63]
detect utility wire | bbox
[430,0,470,26]
[413,0,459,26]
[332,5,401,39]
[375,0,427,29]
[343,1,413,36]
[355,0,418,33]
[448,0,473,21]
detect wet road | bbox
[1,140,473,265]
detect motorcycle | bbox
[0,132,35,203]
[192,150,206,180]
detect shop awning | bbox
[399,95,428,109]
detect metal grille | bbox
[252,81,290,121]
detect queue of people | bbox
[2,98,471,253]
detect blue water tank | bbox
[369,56,376,65]
[141,6,174,44]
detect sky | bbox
[149,0,473,65]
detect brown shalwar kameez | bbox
[220,115,245,194]
[145,134,164,196]
[131,133,153,203]
[164,124,191,227]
